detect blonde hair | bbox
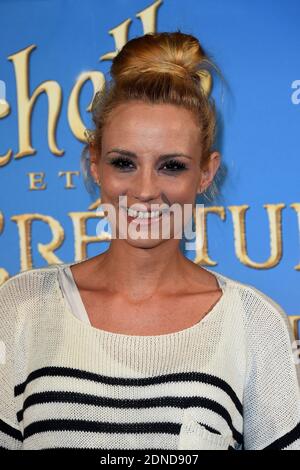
[81,30,225,201]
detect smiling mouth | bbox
[120,206,170,220]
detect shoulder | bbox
[207,267,291,332]
[0,263,75,338]
[0,263,70,312]
[1,262,61,289]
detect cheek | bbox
[101,170,127,196]
[166,179,197,203]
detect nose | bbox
[132,168,160,202]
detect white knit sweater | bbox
[0,261,299,450]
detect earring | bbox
[95,179,100,187]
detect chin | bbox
[126,237,166,249]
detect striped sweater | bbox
[0,260,300,450]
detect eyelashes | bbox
[109,156,188,172]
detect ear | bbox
[89,144,100,183]
[197,151,221,193]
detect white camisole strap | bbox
[58,265,91,325]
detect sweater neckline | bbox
[55,260,229,341]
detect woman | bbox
[0,31,299,451]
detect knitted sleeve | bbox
[0,277,23,449]
[243,286,300,450]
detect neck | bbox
[94,239,191,301]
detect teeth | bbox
[127,208,161,218]
[120,206,170,218]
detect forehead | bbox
[102,101,201,154]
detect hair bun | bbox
[111,31,214,96]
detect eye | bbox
[109,156,188,173]
[109,157,135,170]
[160,159,187,172]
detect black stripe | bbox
[0,418,23,442]
[24,420,180,440]
[24,419,239,449]
[262,422,300,450]
[24,419,240,448]
[23,419,240,444]
[17,391,242,443]
[14,367,242,415]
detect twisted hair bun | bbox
[111,32,213,96]
[83,31,223,202]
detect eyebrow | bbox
[105,148,192,160]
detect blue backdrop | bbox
[0,0,299,338]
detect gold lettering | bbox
[8,45,64,158]
[69,211,110,261]
[28,172,47,190]
[135,0,163,34]
[194,206,226,266]
[100,19,132,62]
[58,171,80,189]
[289,315,300,341]
[88,198,101,211]
[0,93,12,166]
[11,213,64,271]
[290,203,300,270]
[0,149,12,167]
[0,211,9,286]
[228,203,285,268]
[68,71,104,142]
[100,0,163,62]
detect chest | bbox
[78,288,223,335]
